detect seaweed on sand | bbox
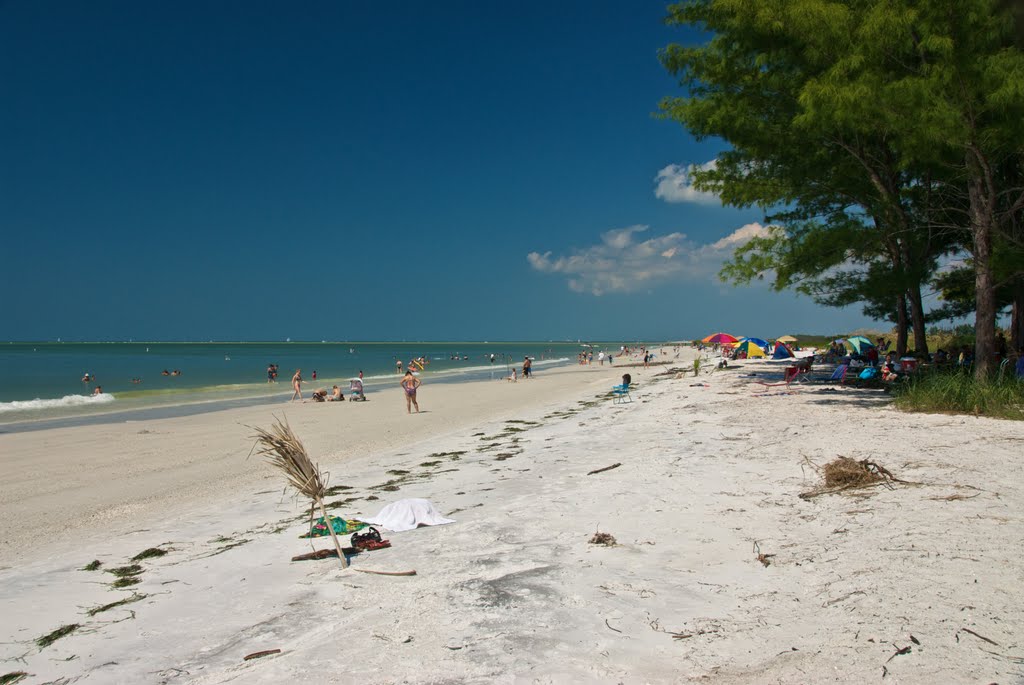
[36,624,80,649]
[130,547,167,561]
[86,592,148,617]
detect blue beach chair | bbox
[612,383,631,404]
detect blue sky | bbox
[2,1,881,342]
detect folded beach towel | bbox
[357,498,455,533]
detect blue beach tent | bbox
[772,344,795,359]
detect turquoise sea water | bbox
[0,341,625,425]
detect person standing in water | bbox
[400,370,421,414]
[291,369,303,401]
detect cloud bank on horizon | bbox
[654,161,719,205]
[526,222,769,295]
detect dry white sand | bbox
[2,355,1022,684]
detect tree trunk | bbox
[895,294,909,357]
[1012,284,1024,353]
[968,165,997,378]
[906,284,929,357]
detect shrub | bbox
[892,370,1024,420]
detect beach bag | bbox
[859,367,878,380]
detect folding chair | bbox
[611,383,632,403]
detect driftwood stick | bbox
[353,568,417,576]
[587,462,622,476]
[960,628,999,646]
[317,497,349,569]
[243,649,281,661]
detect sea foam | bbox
[0,393,116,414]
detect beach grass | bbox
[0,672,29,684]
[892,372,1024,420]
[82,560,102,571]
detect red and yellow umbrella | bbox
[702,332,739,344]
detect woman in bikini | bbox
[291,369,303,401]
[400,370,421,414]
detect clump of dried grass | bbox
[589,530,617,546]
[823,457,889,488]
[801,456,902,499]
[250,416,348,568]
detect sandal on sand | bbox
[350,526,382,548]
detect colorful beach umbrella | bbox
[777,335,798,343]
[736,340,766,357]
[702,332,739,344]
[739,337,769,348]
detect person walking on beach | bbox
[400,370,421,413]
[291,369,303,401]
[522,356,532,379]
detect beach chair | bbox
[611,383,632,404]
[751,357,813,392]
[829,364,849,384]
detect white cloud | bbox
[654,160,720,205]
[527,222,770,295]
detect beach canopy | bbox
[736,340,766,357]
[841,336,875,354]
[739,337,769,348]
[772,343,795,359]
[702,332,739,344]
[777,335,798,343]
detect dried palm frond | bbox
[250,417,324,499]
[250,416,348,568]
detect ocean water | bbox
[0,341,618,426]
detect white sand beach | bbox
[2,356,1022,684]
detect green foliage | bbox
[661,0,1024,369]
[81,560,102,571]
[693,358,701,376]
[892,371,1024,420]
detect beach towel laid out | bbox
[357,498,455,533]
[300,516,367,538]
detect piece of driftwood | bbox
[587,462,621,476]
[353,568,417,576]
[960,627,999,646]
[243,649,281,661]
[886,645,912,663]
[291,548,358,562]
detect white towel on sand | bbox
[358,498,455,533]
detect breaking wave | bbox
[0,393,116,414]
